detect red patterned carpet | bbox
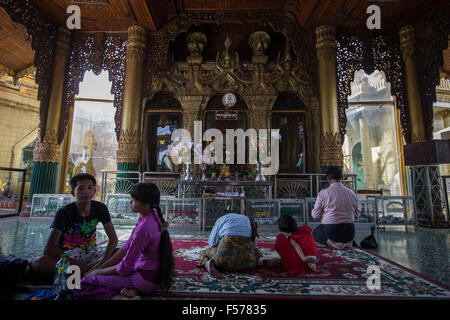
[153,238,450,300]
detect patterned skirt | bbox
[198,236,261,272]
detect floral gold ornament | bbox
[320,132,343,167]
[33,129,61,163]
[117,130,141,164]
[126,25,147,62]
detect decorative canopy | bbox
[0,0,448,76]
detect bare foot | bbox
[120,288,139,298]
[205,259,221,277]
[304,256,319,264]
[327,239,345,250]
[111,294,142,300]
[308,263,317,271]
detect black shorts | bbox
[312,223,355,245]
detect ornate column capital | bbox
[33,129,61,163]
[245,95,276,130]
[55,27,72,59]
[399,25,416,61]
[320,132,343,167]
[315,25,336,62]
[127,25,147,62]
[178,95,209,112]
[178,96,208,134]
[117,129,141,164]
[245,95,277,113]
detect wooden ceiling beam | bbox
[129,0,157,31]
[30,0,66,27]
[295,0,321,29]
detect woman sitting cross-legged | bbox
[74,183,174,300]
[198,213,260,276]
[273,215,318,275]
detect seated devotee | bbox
[311,167,359,250]
[74,183,174,300]
[197,213,260,276]
[0,247,43,288]
[32,173,118,280]
[274,215,318,275]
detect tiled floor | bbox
[1,216,449,287]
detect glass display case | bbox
[202,196,245,230]
[165,198,202,231]
[246,199,280,232]
[279,199,306,226]
[370,196,417,230]
[30,194,75,218]
[105,193,137,225]
[0,167,27,217]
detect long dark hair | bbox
[130,183,174,291]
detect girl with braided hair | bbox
[74,183,174,300]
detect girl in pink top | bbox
[74,183,174,300]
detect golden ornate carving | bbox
[147,33,318,148]
[121,24,147,154]
[273,43,313,101]
[55,28,71,58]
[216,35,240,72]
[33,129,61,163]
[246,95,276,130]
[150,32,314,107]
[128,25,147,46]
[315,25,336,62]
[411,132,426,143]
[399,26,416,47]
[126,25,147,62]
[186,32,207,63]
[179,95,208,134]
[316,25,339,144]
[117,130,141,163]
[320,132,343,167]
[399,26,417,62]
[126,46,146,62]
[249,31,270,64]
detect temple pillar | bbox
[400,26,442,225]
[246,96,276,131]
[399,26,426,143]
[117,25,147,172]
[29,28,71,199]
[315,25,343,171]
[179,96,208,136]
[58,105,74,193]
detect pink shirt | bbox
[116,212,161,276]
[311,182,359,224]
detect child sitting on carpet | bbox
[74,183,174,300]
[274,215,318,275]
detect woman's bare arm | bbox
[92,248,126,270]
